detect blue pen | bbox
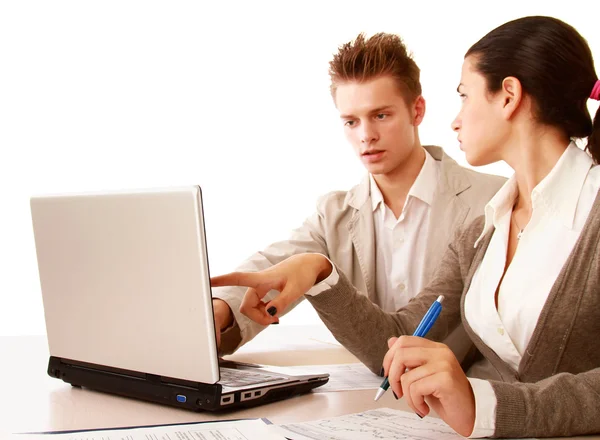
[374,295,444,401]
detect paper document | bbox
[270,408,538,440]
[288,363,382,392]
[8,419,285,440]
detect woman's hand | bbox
[382,336,476,437]
[210,253,332,325]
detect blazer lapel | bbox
[421,147,471,286]
[347,176,377,302]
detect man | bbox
[212,33,505,358]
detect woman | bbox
[212,16,600,438]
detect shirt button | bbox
[398,283,406,291]
[497,327,505,336]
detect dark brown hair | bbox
[329,33,421,105]
[466,16,600,162]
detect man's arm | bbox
[212,203,330,355]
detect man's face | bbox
[335,76,423,177]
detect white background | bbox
[1,1,598,336]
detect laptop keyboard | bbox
[218,367,287,387]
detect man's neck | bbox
[373,146,426,218]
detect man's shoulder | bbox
[452,163,506,182]
[453,166,507,191]
[434,147,507,197]
[446,165,505,212]
[316,189,349,204]
[315,188,355,213]
[314,177,369,213]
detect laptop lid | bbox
[31,186,220,384]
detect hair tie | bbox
[591,80,600,101]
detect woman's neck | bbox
[504,125,570,212]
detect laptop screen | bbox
[31,186,220,383]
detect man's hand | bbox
[211,253,332,326]
[212,299,233,348]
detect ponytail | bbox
[587,107,600,164]
[586,79,600,163]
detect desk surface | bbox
[0,325,597,439]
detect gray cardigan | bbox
[308,191,600,438]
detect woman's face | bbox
[451,56,509,166]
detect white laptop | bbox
[30,186,328,410]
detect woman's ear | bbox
[500,76,523,120]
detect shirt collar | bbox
[369,148,438,212]
[408,148,438,206]
[473,177,518,248]
[370,173,385,212]
[474,142,594,248]
[533,142,593,229]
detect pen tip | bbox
[374,388,384,401]
[436,295,444,304]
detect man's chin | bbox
[363,163,390,175]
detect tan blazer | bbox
[214,145,507,355]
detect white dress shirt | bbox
[371,149,440,310]
[466,143,600,438]
[309,148,440,311]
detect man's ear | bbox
[413,95,426,126]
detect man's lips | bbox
[361,150,385,162]
[361,150,384,156]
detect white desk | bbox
[0,325,597,439]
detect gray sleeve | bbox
[306,226,469,374]
[490,369,600,438]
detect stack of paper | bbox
[6,408,538,440]
[270,408,538,440]
[6,419,284,440]
[288,363,383,392]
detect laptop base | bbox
[48,356,328,411]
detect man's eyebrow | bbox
[340,105,395,119]
[368,105,394,114]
